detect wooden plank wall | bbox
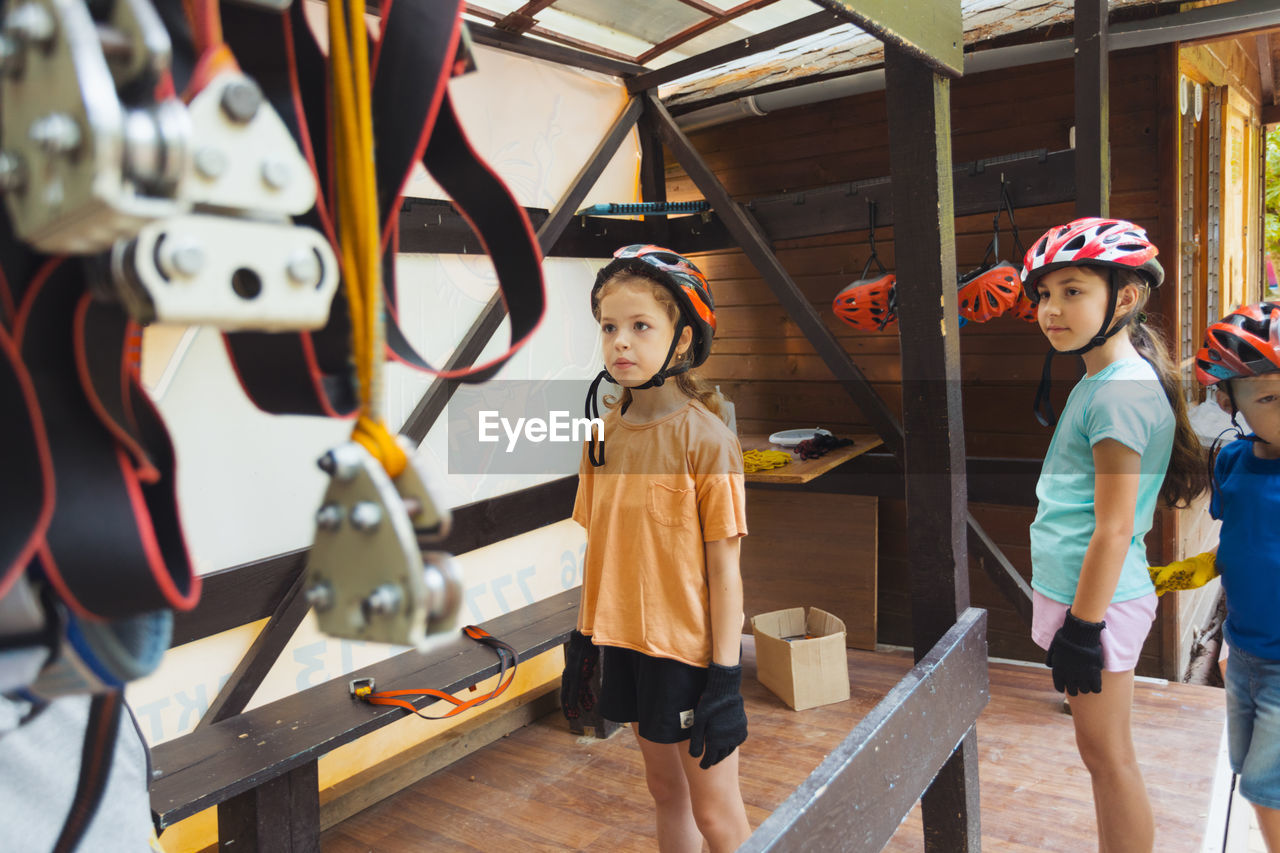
[665,48,1180,674]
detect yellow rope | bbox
[329,0,405,478]
[742,449,791,473]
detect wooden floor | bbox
[322,639,1226,852]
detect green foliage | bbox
[1267,129,1280,265]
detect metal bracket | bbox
[306,441,462,650]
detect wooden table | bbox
[740,432,883,484]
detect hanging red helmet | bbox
[958,262,1021,323]
[593,244,717,367]
[1194,302,1280,386]
[1020,217,1164,301]
[1009,290,1039,323]
[833,273,897,331]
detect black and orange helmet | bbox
[957,262,1021,324]
[593,244,717,368]
[1195,301,1280,386]
[833,273,898,331]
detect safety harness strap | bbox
[0,323,53,600]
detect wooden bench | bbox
[150,478,584,852]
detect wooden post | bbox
[883,41,979,852]
[217,760,319,852]
[1075,0,1110,217]
[638,101,671,247]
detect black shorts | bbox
[598,646,708,744]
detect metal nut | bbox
[0,151,26,193]
[350,501,383,532]
[315,503,343,531]
[305,582,334,612]
[219,78,262,125]
[162,241,204,278]
[29,113,81,156]
[6,3,55,49]
[364,584,402,617]
[260,159,290,190]
[286,249,320,287]
[193,147,227,180]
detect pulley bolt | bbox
[219,78,262,124]
[286,249,320,286]
[315,503,343,531]
[260,159,290,190]
[317,449,358,481]
[364,584,402,617]
[0,151,26,192]
[6,3,55,49]
[164,241,204,277]
[193,147,227,179]
[305,582,334,612]
[29,113,81,156]
[350,501,383,532]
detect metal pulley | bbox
[305,440,464,650]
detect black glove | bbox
[560,630,598,720]
[688,663,748,769]
[1046,611,1105,696]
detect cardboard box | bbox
[751,607,851,711]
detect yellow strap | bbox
[329,0,404,475]
[742,449,791,473]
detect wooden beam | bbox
[627,10,843,93]
[884,42,978,851]
[638,100,672,246]
[646,92,905,459]
[1075,0,1109,217]
[217,760,319,853]
[491,0,555,35]
[398,97,643,445]
[197,568,312,728]
[463,19,644,78]
[1111,0,1280,51]
[1265,102,1280,126]
[171,477,577,646]
[812,0,963,78]
[1259,34,1276,106]
[740,607,989,852]
[666,148,1074,253]
[397,199,645,257]
[638,0,784,65]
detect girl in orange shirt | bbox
[564,245,751,853]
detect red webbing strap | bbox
[15,261,199,619]
[357,626,519,720]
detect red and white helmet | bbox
[1020,217,1164,300]
[1195,302,1280,386]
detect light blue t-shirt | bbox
[1030,357,1174,604]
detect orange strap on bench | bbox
[352,626,519,720]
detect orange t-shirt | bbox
[572,398,748,667]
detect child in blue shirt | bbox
[1178,301,1280,851]
[1021,218,1208,852]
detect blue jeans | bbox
[1227,645,1280,809]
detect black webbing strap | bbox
[15,261,198,619]
[51,690,123,853]
[220,0,357,417]
[0,322,53,599]
[221,0,545,416]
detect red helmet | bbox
[1020,217,1164,300]
[593,244,717,367]
[1194,302,1280,386]
[1009,290,1038,323]
[833,273,897,331]
[958,262,1021,323]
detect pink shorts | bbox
[1031,591,1158,672]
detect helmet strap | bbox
[1223,382,1268,445]
[633,319,690,390]
[1033,269,1132,426]
[585,369,614,467]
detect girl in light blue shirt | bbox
[1021,218,1207,853]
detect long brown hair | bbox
[1120,270,1208,507]
[592,274,725,420]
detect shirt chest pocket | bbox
[646,482,696,527]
